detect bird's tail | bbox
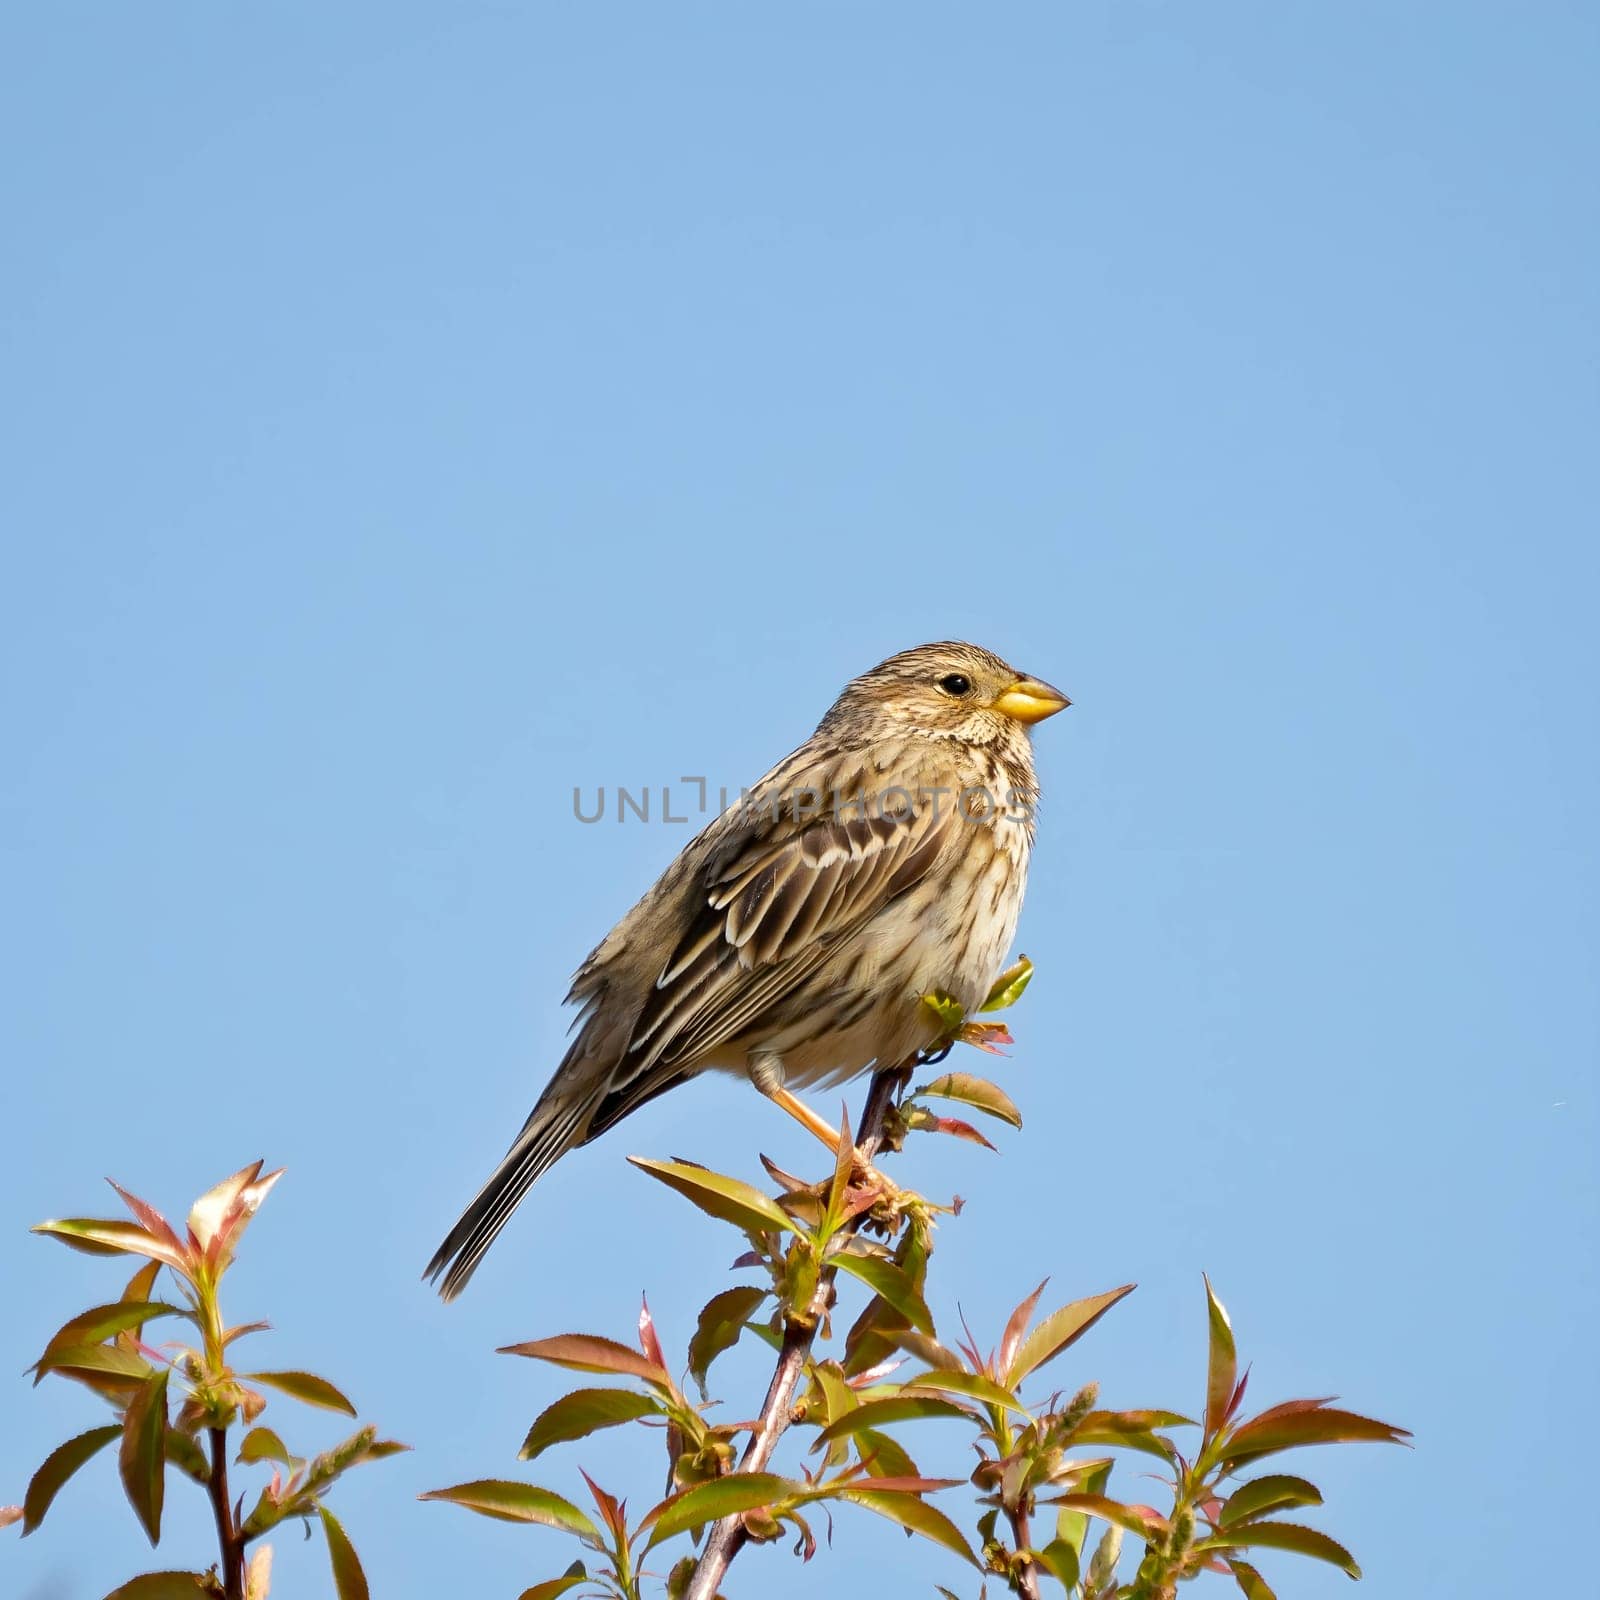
[425,1087,599,1301]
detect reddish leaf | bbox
[638,1295,666,1372]
[1051,1493,1169,1540]
[1199,1520,1362,1579]
[31,1219,189,1274]
[188,1162,282,1264]
[844,1476,962,1493]
[243,1370,356,1416]
[578,1469,628,1546]
[1222,1404,1411,1466]
[1000,1280,1047,1378]
[955,1021,1013,1055]
[21,1424,122,1533]
[119,1368,169,1544]
[1204,1275,1238,1440]
[902,1108,998,1150]
[499,1333,669,1387]
[1007,1285,1135,1385]
[107,1184,188,1265]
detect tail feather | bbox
[425,1094,595,1300]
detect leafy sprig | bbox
[16,1163,405,1600]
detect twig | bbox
[1008,1504,1042,1600]
[206,1425,246,1600]
[683,1062,910,1600]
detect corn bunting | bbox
[427,641,1069,1297]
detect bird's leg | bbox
[748,1049,844,1151]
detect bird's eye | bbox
[937,673,972,697]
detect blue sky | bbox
[2,5,1595,1597]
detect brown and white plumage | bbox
[427,642,1069,1298]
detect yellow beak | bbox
[993,676,1072,724]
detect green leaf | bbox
[516,1570,589,1600]
[643,1473,799,1548]
[1204,1275,1237,1439]
[237,1427,298,1468]
[37,1342,153,1389]
[1198,1520,1362,1579]
[1071,1409,1190,1459]
[891,1329,963,1371]
[419,1480,601,1543]
[119,1369,168,1544]
[519,1389,662,1460]
[904,1370,1031,1414]
[163,1431,210,1485]
[242,1370,357,1416]
[855,1427,920,1480]
[830,1252,934,1334]
[31,1219,189,1273]
[1227,1558,1279,1599]
[687,1285,769,1394]
[22,1424,122,1532]
[831,1488,977,1565]
[499,1333,669,1386]
[35,1303,186,1381]
[910,1072,1023,1127]
[978,956,1034,1011]
[1219,1474,1324,1525]
[1221,1403,1411,1466]
[1036,1537,1081,1590]
[101,1575,213,1598]
[920,991,967,1032]
[1007,1285,1135,1385]
[813,1393,975,1447]
[319,1504,370,1600]
[628,1158,794,1236]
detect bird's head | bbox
[817,641,1071,746]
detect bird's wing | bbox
[618,749,958,1083]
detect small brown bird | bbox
[427,642,1069,1298]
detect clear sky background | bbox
[3,6,1595,1598]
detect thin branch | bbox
[206,1425,246,1600]
[684,1061,910,1600]
[1008,1503,1042,1600]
